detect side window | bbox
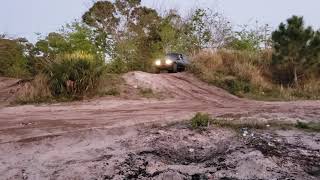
[178,54,183,60]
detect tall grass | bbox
[190,50,272,97]
[16,74,52,103]
[189,50,320,100]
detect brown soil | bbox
[0,77,25,107]
[0,71,319,179]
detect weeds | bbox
[190,113,212,129]
[139,88,156,98]
[295,121,320,132]
[189,113,320,133]
[103,88,120,96]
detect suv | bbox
[154,53,189,73]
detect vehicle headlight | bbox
[165,59,173,65]
[155,60,161,66]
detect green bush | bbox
[0,38,29,78]
[190,113,212,129]
[45,51,105,97]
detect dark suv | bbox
[154,53,189,73]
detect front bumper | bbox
[155,64,174,70]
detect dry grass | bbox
[15,73,124,104]
[190,50,272,96]
[16,74,52,104]
[190,49,320,100]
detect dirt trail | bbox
[0,71,320,179]
[0,71,319,143]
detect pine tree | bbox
[272,16,320,86]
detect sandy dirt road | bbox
[0,72,319,143]
[0,72,319,179]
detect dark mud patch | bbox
[109,124,320,180]
[246,130,320,178]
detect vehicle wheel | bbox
[155,69,160,74]
[179,66,186,72]
[171,63,178,73]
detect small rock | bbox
[189,148,195,153]
[242,130,248,137]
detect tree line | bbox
[0,0,319,98]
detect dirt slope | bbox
[0,71,319,179]
[0,77,23,106]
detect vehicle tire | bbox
[171,63,178,73]
[155,69,160,74]
[179,66,186,72]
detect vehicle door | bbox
[182,54,189,65]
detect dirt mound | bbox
[123,71,241,103]
[0,77,25,106]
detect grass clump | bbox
[139,88,157,98]
[190,112,212,129]
[295,121,320,132]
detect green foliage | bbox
[34,22,105,62]
[44,51,105,97]
[82,3,232,72]
[190,113,212,129]
[190,9,212,50]
[30,22,109,98]
[0,38,29,78]
[229,23,271,51]
[272,16,320,86]
[82,1,162,72]
[295,121,320,132]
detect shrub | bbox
[44,51,106,97]
[0,38,29,78]
[190,112,212,129]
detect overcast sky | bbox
[1,0,319,42]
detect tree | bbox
[189,9,212,50]
[82,0,163,71]
[0,38,29,77]
[34,22,105,60]
[229,23,271,51]
[272,16,320,86]
[187,8,232,50]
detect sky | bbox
[1,0,319,43]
